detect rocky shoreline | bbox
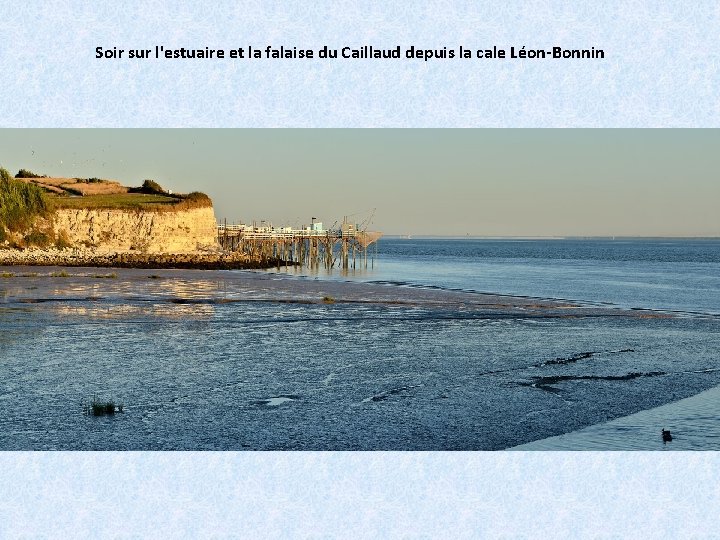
[0,248,295,270]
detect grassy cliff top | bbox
[50,192,213,211]
[14,174,213,212]
[52,192,181,209]
[18,176,127,196]
[2,169,213,249]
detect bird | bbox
[661,429,673,443]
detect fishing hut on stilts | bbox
[217,216,382,269]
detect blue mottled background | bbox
[1,1,719,127]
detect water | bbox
[513,383,720,450]
[278,238,720,314]
[1,238,718,450]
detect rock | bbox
[52,207,218,253]
[0,247,296,270]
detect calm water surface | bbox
[1,239,718,450]
[282,238,720,314]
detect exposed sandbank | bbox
[0,262,677,320]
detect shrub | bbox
[184,191,211,203]
[61,186,83,196]
[129,179,167,195]
[55,230,72,250]
[15,169,46,179]
[74,177,103,184]
[175,191,213,209]
[23,230,53,248]
[0,167,52,232]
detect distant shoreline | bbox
[0,248,293,270]
[382,235,720,240]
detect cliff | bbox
[53,206,219,253]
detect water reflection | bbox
[55,302,216,320]
[265,263,376,280]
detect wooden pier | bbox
[217,221,382,269]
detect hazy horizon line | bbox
[381,235,720,240]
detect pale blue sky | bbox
[1,129,718,236]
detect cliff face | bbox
[53,206,218,253]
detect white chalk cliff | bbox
[53,206,218,253]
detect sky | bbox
[0,129,718,237]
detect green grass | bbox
[50,271,70,278]
[1,272,14,278]
[51,193,179,209]
[322,296,336,304]
[50,191,212,212]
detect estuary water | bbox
[0,238,718,450]
[285,238,720,315]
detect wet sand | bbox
[0,264,678,320]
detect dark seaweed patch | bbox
[18,296,103,304]
[538,348,635,367]
[542,351,596,366]
[522,371,667,392]
[363,384,421,403]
